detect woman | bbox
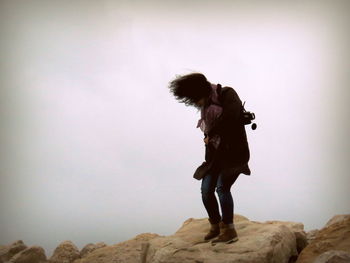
[168,72,251,244]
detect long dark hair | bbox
[168,73,211,108]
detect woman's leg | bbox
[201,173,221,224]
[215,172,240,224]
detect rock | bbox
[306,229,319,244]
[80,242,107,258]
[49,241,80,263]
[145,215,303,263]
[325,215,350,228]
[296,215,350,263]
[0,240,27,263]
[314,250,350,263]
[9,246,47,263]
[264,219,308,254]
[73,214,306,263]
[73,233,160,263]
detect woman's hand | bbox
[204,136,209,145]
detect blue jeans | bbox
[201,171,240,224]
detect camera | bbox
[242,102,257,130]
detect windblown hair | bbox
[168,73,211,108]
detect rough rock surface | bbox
[73,214,306,263]
[0,240,27,263]
[73,233,160,263]
[306,229,319,244]
[80,242,107,258]
[49,241,80,263]
[9,246,47,263]
[263,219,308,254]
[4,214,349,263]
[325,215,350,228]
[296,215,350,263]
[314,250,350,263]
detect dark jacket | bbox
[205,85,251,176]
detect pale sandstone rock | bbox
[9,246,47,263]
[145,215,302,263]
[49,241,80,263]
[80,242,107,258]
[306,229,319,244]
[325,215,350,228]
[296,215,350,263]
[0,240,27,263]
[73,214,305,263]
[314,250,350,263]
[263,220,308,253]
[73,233,160,263]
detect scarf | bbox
[196,84,223,149]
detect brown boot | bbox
[211,223,238,244]
[204,219,221,240]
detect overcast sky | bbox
[1,0,349,257]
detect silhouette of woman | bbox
[168,72,251,244]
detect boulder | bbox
[74,214,306,263]
[314,250,350,263]
[296,215,350,263]
[49,241,80,263]
[263,219,308,254]
[0,240,27,263]
[325,215,350,228]
[80,242,107,258]
[73,233,160,263]
[9,246,47,263]
[306,229,319,244]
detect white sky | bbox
[1,0,349,257]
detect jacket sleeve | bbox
[208,87,242,138]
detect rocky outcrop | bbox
[0,240,107,263]
[143,215,306,263]
[49,241,80,263]
[73,233,160,263]
[2,214,349,263]
[73,214,307,263]
[306,229,319,244]
[313,250,350,263]
[9,246,47,263]
[296,215,350,263]
[80,242,107,258]
[0,240,27,263]
[324,215,350,228]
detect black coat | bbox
[205,85,251,176]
